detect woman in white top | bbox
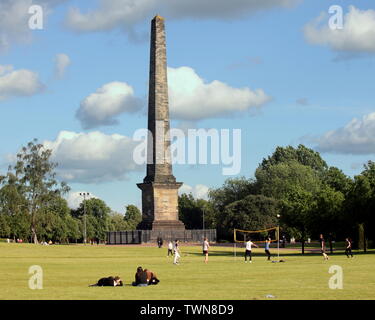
[173,239,180,265]
[202,237,210,264]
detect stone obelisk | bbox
[137,15,185,231]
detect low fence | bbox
[106,229,216,245]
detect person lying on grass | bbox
[89,276,123,287]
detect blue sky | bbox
[1,0,374,213]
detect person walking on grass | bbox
[245,238,258,263]
[202,237,210,264]
[173,239,180,265]
[319,234,329,260]
[345,238,354,258]
[265,237,271,261]
[167,240,173,257]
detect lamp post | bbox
[202,207,205,238]
[79,192,90,245]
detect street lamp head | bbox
[277,214,281,218]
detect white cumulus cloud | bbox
[0,0,69,52]
[316,112,375,155]
[76,82,143,129]
[55,53,71,79]
[0,64,44,100]
[179,184,210,200]
[304,6,375,53]
[43,130,142,183]
[168,66,270,120]
[65,0,298,33]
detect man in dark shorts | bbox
[319,234,329,260]
[345,238,354,258]
[265,237,271,261]
[244,238,258,263]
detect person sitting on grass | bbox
[144,268,160,285]
[132,266,149,287]
[89,276,123,287]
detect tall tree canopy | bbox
[0,139,70,243]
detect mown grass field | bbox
[0,243,374,300]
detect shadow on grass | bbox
[184,248,375,258]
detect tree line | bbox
[1,140,374,249]
[0,140,141,244]
[178,145,375,251]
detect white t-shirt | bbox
[246,241,254,251]
[203,240,209,251]
[168,242,173,250]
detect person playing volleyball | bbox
[265,237,271,261]
[245,238,258,263]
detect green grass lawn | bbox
[0,243,374,300]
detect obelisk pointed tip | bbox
[153,14,165,21]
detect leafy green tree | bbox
[221,194,279,240]
[258,144,328,172]
[345,161,375,248]
[0,214,11,238]
[108,212,130,231]
[208,177,256,212]
[255,160,322,200]
[280,186,316,254]
[322,166,353,195]
[0,139,70,243]
[65,215,81,243]
[178,194,214,230]
[124,205,142,230]
[73,198,111,241]
[310,185,345,252]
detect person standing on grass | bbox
[345,238,354,258]
[202,237,210,264]
[157,237,163,248]
[265,237,271,261]
[167,240,173,257]
[319,234,329,260]
[244,238,258,263]
[173,239,181,265]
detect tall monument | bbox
[137,16,185,231]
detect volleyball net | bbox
[233,226,280,259]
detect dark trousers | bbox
[168,249,173,256]
[345,248,353,257]
[245,250,252,261]
[265,249,271,260]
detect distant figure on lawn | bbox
[345,238,354,258]
[265,237,271,261]
[245,238,258,263]
[202,237,210,264]
[167,241,173,257]
[173,239,181,265]
[319,234,329,260]
[89,276,123,287]
[157,237,163,248]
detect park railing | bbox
[106,229,216,244]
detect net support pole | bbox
[277,225,280,260]
[234,229,236,260]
